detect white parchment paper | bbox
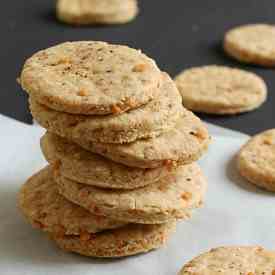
[1,115,274,275]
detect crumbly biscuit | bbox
[57,0,138,25]
[55,163,207,224]
[74,109,210,169]
[50,221,176,258]
[237,129,275,192]
[41,132,174,189]
[224,24,275,66]
[20,41,161,115]
[18,167,126,235]
[175,65,267,115]
[178,246,275,275]
[30,73,183,144]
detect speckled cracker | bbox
[55,163,207,224]
[20,41,161,115]
[57,0,138,25]
[72,109,210,169]
[175,65,267,115]
[18,167,126,235]
[50,221,176,258]
[178,246,275,275]
[237,129,275,192]
[30,73,183,144]
[41,132,174,189]
[224,24,275,66]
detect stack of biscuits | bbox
[18,41,210,258]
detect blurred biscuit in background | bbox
[56,0,138,25]
[224,24,275,67]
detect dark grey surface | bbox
[1,0,274,134]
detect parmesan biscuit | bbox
[20,41,161,115]
[72,109,210,169]
[175,65,267,115]
[41,132,174,189]
[55,163,207,224]
[237,129,275,192]
[57,0,138,25]
[30,73,183,144]
[224,24,275,66]
[50,221,176,258]
[178,246,275,275]
[18,167,126,235]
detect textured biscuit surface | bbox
[41,132,173,189]
[224,24,275,66]
[18,167,126,235]
[57,0,138,25]
[178,246,275,275]
[30,73,183,144]
[237,129,275,192]
[55,163,207,224]
[51,221,176,258]
[21,41,161,115]
[72,109,210,168]
[175,65,267,115]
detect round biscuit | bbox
[178,246,275,275]
[54,163,207,224]
[30,73,183,144]
[50,221,176,258]
[175,65,267,115]
[56,0,138,25]
[72,109,210,169]
[41,132,174,189]
[18,167,127,235]
[20,41,161,115]
[237,129,275,192]
[224,24,275,66]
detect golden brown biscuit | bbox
[41,132,174,189]
[72,109,210,169]
[20,41,162,115]
[18,167,126,235]
[175,65,267,115]
[178,246,275,275]
[237,129,275,192]
[55,163,207,224]
[224,24,275,66]
[30,73,183,144]
[50,221,176,258]
[57,0,138,25]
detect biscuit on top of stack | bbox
[18,41,210,258]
